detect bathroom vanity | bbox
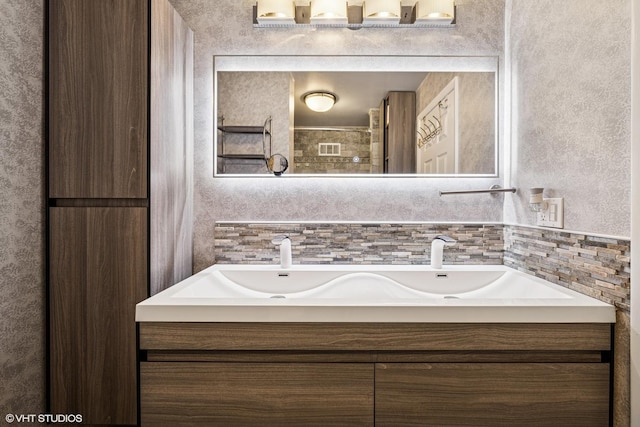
[137,265,614,426]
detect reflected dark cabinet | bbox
[47,0,193,424]
[380,91,416,174]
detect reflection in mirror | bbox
[214,56,498,177]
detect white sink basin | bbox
[172,267,570,300]
[216,268,507,296]
[136,264,615,323]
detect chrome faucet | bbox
[430,235,456,269]
[272,235,292,269]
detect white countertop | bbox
[136,264,616,323]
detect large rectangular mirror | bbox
[214,56,498,177]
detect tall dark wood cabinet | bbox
[380,91,416,174]
[49,0,148,199]
[47,0,193,424]
[49,208,148,424]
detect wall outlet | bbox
[537,198,564,228]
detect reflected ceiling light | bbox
[416,0,455,20]
[304,92,337,112]
[364,0,401,19]
[256,0,295,22]
[310,0,348,24]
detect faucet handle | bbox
[434,235,457,244]
[271,235,290,245]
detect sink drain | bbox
[443,295,460,299]
[270,295,286,299]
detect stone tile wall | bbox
[214,223,504,265]
[293,129,372,174]
[369,108,381,174]
[504,225,631,312]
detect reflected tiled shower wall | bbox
[294,129,372,174]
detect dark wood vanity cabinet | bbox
[375,363,610,426]
[139,322,612,426]
[48,0,193,424]
[380,91,416,174]
[141,363,374,426]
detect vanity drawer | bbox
[375,362,610,427]
[140,362,374,426]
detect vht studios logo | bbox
[5,413,83,423]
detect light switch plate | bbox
[537,198,564,228]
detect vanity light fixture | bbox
[304,92,337,112]
[253,0,456,27]
[256,0,296,24]
[363,0,401,23]
[310,0,348,25]
[416,0,455,23]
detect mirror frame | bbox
[213,55,499,178]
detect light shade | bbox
[311,0,347,23]
[257,0,295,18]
[417,0,455,19]
[304,92,336,112]
[364,0,401,18]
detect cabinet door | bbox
[376,363,609,427]
[141,362,374,426]
[49,207,148,425]
[49,0,148,198]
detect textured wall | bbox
[504,0,631,237]
[167,0,506,271]
[0,0,45,417]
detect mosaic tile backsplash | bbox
[214,223,505,265]
[214,222,630,313]
[504,225,631,312]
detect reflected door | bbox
[417,78,458,174]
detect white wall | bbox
[630,0,639,423]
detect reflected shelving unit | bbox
[217,116,272,173]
